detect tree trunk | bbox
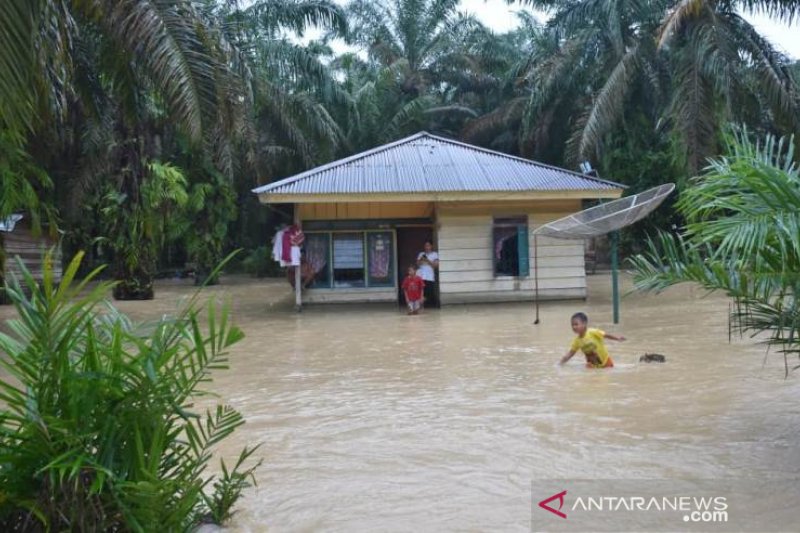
[110,119,156,300]
[0,234,7,305]
[112,268,154,300]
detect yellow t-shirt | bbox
[570,328,610,367]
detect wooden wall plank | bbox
[439,257,585,271]
[442,287,586,304]
[305,289,396,304]
[440,277,586,292]
[299,202,434,220]
[440,269,586,283]
[2,228,62,281]
[437,201,586,298]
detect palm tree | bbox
[202,0,352,255]
[656,0,800,170]
[493,0,665,164]
[510,0,800,171]
[629,129,800,375]
[342,0,494,147]
[1,1,241,298]
[218,0,350,175]
[1,1,226,143]
[2,0,352,296]
[0,253,257,529]
[459,12,559,156]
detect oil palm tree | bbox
[342,0,490,147]
[498,0,667,164]
[218,0,350,179]
[511,0,800,171]
[0,0,226,143]
[1,1,242,297]
[459,11,561,157]
[651,0,800,171]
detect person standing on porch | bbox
[416,240,439,307]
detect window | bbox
[367,231,394,287]
[493,216,529,277]
[305,233,330,288]
[304,230,396,289]
[333,233,365,287]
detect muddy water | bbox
[3,274,800,531]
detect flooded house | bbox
[0,214,62,289]
[253,132,624,306]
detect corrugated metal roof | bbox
[252,132,624,196]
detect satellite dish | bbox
[533,183,675,239]
[530,184,675,324]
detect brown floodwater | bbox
[2,274,799,531]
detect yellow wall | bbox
[437,200,587,303]
[297,199,589,304]
[299,202,434,220]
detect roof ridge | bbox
[252,132,626,195]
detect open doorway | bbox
[396,226,435,307]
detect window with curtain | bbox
[367,231,394,287]
[305,233,330,288]
[304,230,396,289]
[333,233,365,287]
[493,216,529,277]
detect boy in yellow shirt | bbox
[559,312,625,368]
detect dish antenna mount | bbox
[531,183,675,324]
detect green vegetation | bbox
[629,130,800,375]
[0,2,799,528]
[2,0,798,297]
[0,253,259,530]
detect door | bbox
[396,227,434,305]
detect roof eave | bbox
[257,189,624,204]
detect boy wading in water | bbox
[401,265,425,315]
[560,312,625,368]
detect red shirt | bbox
[281,229,292,262]
[401,275,425,301]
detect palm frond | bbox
[658,0,708,49]
[666,29,718,172]
[95,0,221,141]
[576,44,640,160]
[0,0,46,134]
[731,14,800,125]
[246,0,348,37]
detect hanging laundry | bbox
[281,227,292,264]
[272,227,286,264]
[289,224,305,266]
[271,226,293,267]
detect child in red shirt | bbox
[401,265,425,315]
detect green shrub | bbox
[630,130,800,374]
[241,246,283,278]
[0,252,260,531]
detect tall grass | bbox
[0,252,260,531]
